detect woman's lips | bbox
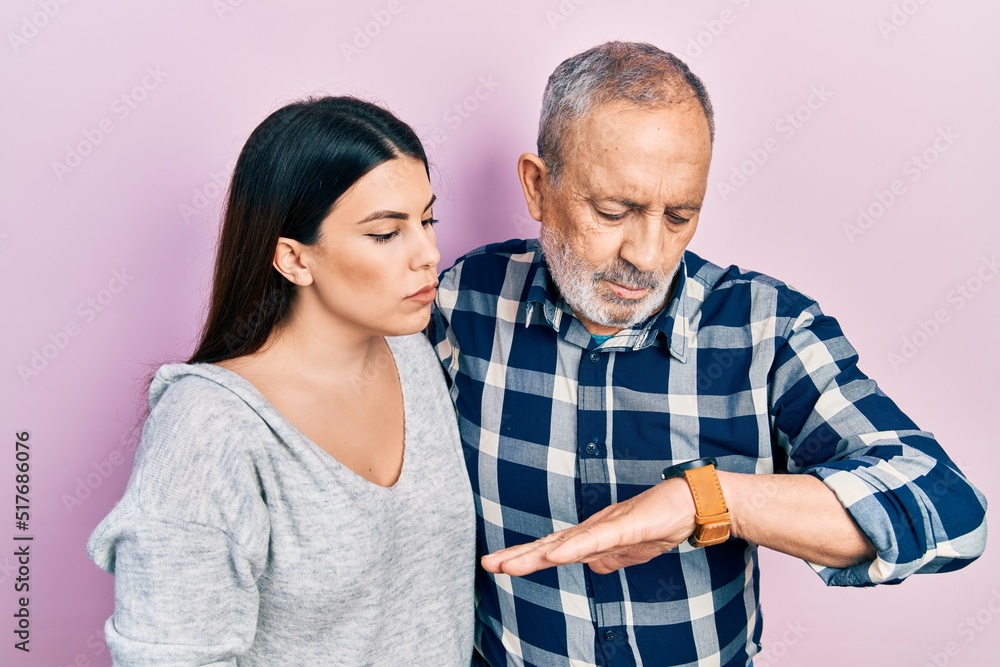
[406,285,437,305]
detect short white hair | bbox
[537,41,715,183]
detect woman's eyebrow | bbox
[355,194,437,224]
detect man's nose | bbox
[619,214,665,273]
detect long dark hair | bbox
[188,96,429,364]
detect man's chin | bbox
[589,302,653,329]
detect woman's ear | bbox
[273,237,314,286]
[517,153,548,223]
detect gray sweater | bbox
[88,334,475,666]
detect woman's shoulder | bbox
[150,362,260,411]
[144,362,279,440]
[132,363,273,516]
[88,363,272,565]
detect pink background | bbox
[3,1,998,665]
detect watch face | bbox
[661,457,718,480]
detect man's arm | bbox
[721,472,875,568]
[763,297,986,585]
[484,295,987,581]
[481,468,874,576]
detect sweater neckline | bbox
[201,336,412,493]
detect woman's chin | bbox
[379,309,433,337]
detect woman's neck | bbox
[222,308,386,389]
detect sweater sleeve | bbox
[88,376,271,666]
[768,296,987,586]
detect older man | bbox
[429,42,986,667]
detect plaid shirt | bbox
[428,238,986,667]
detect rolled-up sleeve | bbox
[89,511,262,665]
[87,377,271,665]
[768,296,987,586]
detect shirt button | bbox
[604,630,616,642]
[589,351,600,363]
[585,442,598,455]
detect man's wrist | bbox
[655,477,698,544]
[715,471,744,541]
[663,459,732,547]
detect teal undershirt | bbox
[591,334,614,345]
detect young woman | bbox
[88,96,475,665]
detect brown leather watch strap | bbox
[682,464,731,547]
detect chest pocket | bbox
[617,344,768,468]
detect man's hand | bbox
[481,478,697,576]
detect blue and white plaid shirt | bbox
[428,238,987,667]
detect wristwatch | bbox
[661,457,731,548]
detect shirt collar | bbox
[524,242,695,363]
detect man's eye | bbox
[596,209,629,221]
[666,213,691,224]
[367,232,399,244]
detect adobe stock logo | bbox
[755,621,808,667]
[17,269,135,385]
[213,0,246,21]
[684,0,755,60]
[716,85,834,202]
[51,65,169,181]
[918,588,1000,667]
[877,0,933,40]
[340,0,403,63]
[62,431,137,515]
[509,212,540,238]
[179,159,236,224]
[421,75,501,160]
[7,0,72,54]
[843,126,958,244]
[545,0,589,31]
[887,254,998,371]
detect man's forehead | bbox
[573,161,707,206]
[557,101,711,199]
[565,103,709,158]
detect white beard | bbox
[539,224,678,329]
